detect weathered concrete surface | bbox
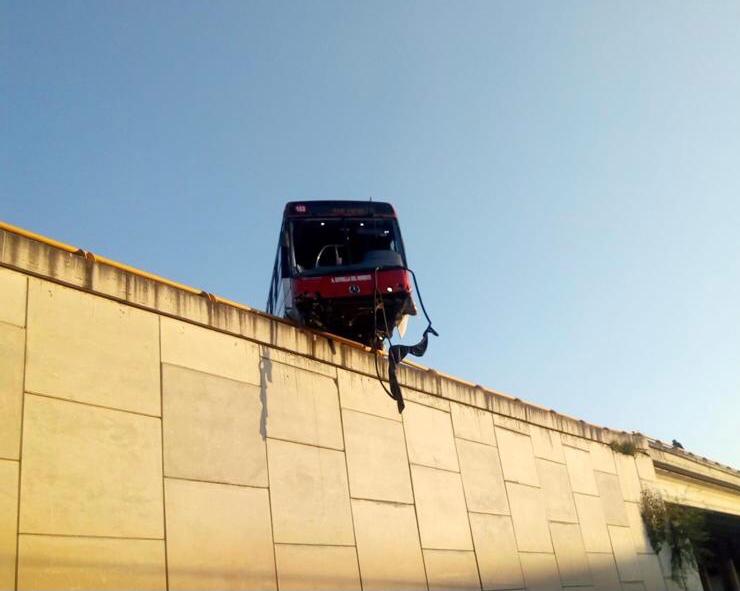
[1,225,740,590]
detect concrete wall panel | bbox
[635,454,657,482]
[343,409,413,503]
[587,552,622,591]
[550,522,591,586]
[263,362,343,450]
[519,553,561,591]
[0,323,24,459]
[26,281,160,415]
[338,369,399,421]
[411,465,472,550]
[468,513,523,590]
[404,388,449,412]
[450,403,495,446]
[423,549,481,591]
[456,439,509,515]
[262,347,336,379]
[165,478,275,590]
[590,442,617,474]
[561,433,590,451]
[663,566,702,591]
[274,544,361,591]
[0,460,18,589]
[530,426,565,463]
[160,317,259,386]
[615,454,642,502]
[0,267,26,327]
[495,428,539,486]
[351,500,427,591]
[639,554,667,591]
[536,459,578,523]
[664,568,702,591]
[657,547,672,583]
[20,395,163,538]
[267,439,354,545]
[17,535,165,591]
[564,445,599,495]
[609,525,642,582]
[625,501,652,553]
[506,483,552,553]
[404,402,458,471]
[493,415,529,435]
[162,364,267,487]
[595,472,629,526]
[574,493,612,553]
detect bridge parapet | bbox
[648,441,740,517]
[0,224,648,450]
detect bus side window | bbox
[280,245,291,277]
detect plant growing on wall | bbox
[639,489,710,590]
[609,440,638,456]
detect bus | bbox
[266,200,416,345]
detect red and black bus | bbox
[266,200,416,345]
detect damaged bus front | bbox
[266,200,416,345]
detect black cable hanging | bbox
[372,267,438,413]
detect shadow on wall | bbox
[13,553,267,588]
[259,357,272,441]
[10,549,689,591]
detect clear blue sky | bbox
[3,1,739,467]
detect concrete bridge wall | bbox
[1,226,738,591]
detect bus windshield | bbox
[291,218,404,275]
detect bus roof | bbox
[284,200,397,219]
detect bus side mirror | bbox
[281,230,289,248]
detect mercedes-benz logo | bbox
[349,284,360,294]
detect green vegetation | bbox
[609,440,638,456]
[639,490,710,589]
